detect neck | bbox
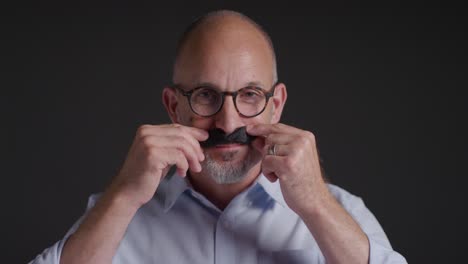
[188,164,261,210]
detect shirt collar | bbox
[156,172,191,213]
[156,171,287,212]
[255,173,287,207]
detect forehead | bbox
[173,19,275,90]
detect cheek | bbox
[190,116,214,129]
[175,101,213,129]
[267,104,279,123]
[175,101,205,126]
[178,112,214,130]
[252,105,275,124]
[175,103,191,124]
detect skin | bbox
[166,15,285,209]
[60,12,369,264]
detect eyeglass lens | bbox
[190,87,267,117]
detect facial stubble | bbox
[201,145,261,184]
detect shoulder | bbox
[326,183,367,213]
[326,183,361,201]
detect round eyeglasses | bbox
[173,83,277,118]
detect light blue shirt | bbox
[30,173,407,263]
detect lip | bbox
[213,143,244,149]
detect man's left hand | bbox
[247,123,329,216]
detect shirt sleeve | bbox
[327,184,408,264]
[28,194,101,264]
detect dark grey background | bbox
[4,2,467,263]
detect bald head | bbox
[173,10,278,84]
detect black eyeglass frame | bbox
[172,82,278,118]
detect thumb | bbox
[251,136,266,154]
[264,172,278,183]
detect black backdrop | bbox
[5,2,467,263]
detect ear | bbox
[162,87,180,123]
[270,83,287,123]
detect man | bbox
[30,10,407,264]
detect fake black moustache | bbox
[200,126,257,148]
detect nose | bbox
[213,95,244,134]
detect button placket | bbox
[215,215,235,264]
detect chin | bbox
[201,147,263,185]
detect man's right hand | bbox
[108,124,208,209]
[58,124,208,264]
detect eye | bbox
[239,87,263,102]
[192,87,220,104]
[244,91,258,97]
[199,90,214,98]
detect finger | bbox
[262,169,278,182]
[178,124,209,142]
[248,123,303,136]
[262,143,293,157]
[138,124,209,142]
[246,123,281,136]
[183,133,205,161]
[139,125,206,161]
[162,126,207,160]
[251,136,266,153]
[162,135,203,172]
[166,133,205,162]
[157,148,190,177]
[261,155,288,178]
[261,157,279,182]
[264,133,293,146]
[140,135,202,172]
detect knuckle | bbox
[176,145,190,159]
[140,135,153,147]
[297,135,308,145]
[298,132,314,145]
[284,157,295,170]
[277,123,287,129]
[146,147,159,161]
[304,131,315,142]
[295,148,304,159]
[174,125,189,135]
[176,149,186,160]
[174,137,193,153]
[177,133,191,143]
[136,124,150,137]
